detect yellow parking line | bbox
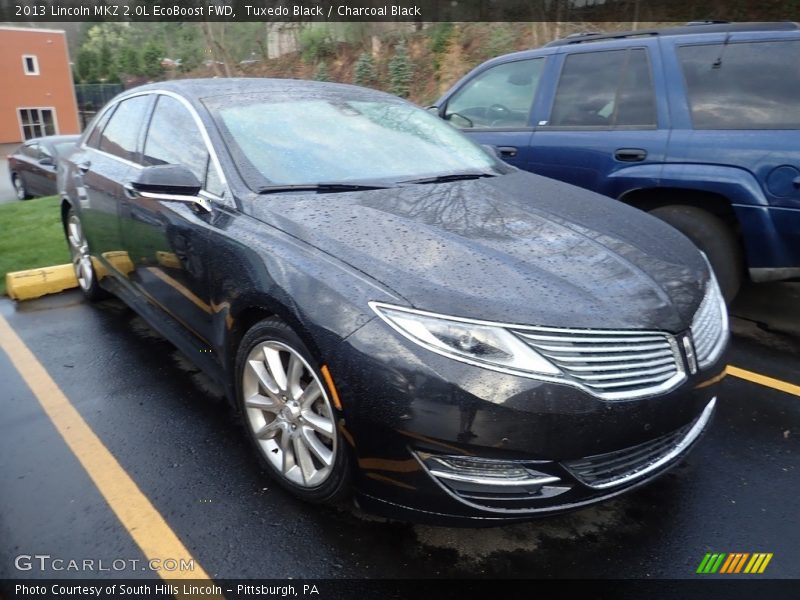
[728,365,800,397]
[0,315,217,590]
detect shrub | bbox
[388,41,412,98]
[299,25,334,64]
[353,52,377,86]
[313,62,329,82]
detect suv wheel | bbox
[235,318,351,504]
[649,205,743,303]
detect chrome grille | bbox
[514,328,685,400]
[691,279,728,368]
[563,397,716,489]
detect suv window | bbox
[143,95,216,191]
[99,96,150,162]
[445,59,544,129]
[550,48,656,127]
[678,40,800,129]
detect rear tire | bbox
[64,207,105,302]
[649,205,743,303]
[235,317,351,505]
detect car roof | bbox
[128,77,401,103]
[544,21,799,47]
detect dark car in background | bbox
[8,134,80,200]
[58,79,727,524]
[432,21,800,302]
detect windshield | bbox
[204,94,503,188]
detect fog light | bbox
[417,452,560,487]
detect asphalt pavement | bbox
[0,284,798,580]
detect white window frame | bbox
[22,54,39,75]
[17,107,59,140]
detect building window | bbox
[18,108,57,140]
[22,54,39,75]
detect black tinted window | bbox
[678,40,800,129]
[550,48,656,127]
[86,106,115,149]
[99,96,150,162]
[143,95,210,187]
[445,59,545,128]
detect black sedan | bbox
[57,79,728,524]
[8,134,80,200]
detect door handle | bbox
[77,160,91,173]
[793,176,800,189]
[497,146,518,158]
[614,148,647,162]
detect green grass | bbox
[0,196,70,295]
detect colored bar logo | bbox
[696,552,773,574]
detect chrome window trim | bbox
[78,89,233,207]
[369,301,688,401]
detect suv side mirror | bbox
[127,165,211,212]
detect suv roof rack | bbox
[544,21,799,47]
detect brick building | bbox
[0,26,80,144]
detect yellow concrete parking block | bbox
[5,264,77,301]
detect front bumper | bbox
[333,317,726,525]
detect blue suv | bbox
[433,22,800,301]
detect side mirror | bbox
[128,165,211,212]
[38,157,54,167]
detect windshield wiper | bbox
[398,172,498,185]
[257,182,391,194]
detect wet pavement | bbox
[0,284,798,580]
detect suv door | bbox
[439,57,547,167]
[121,93,226,347]
[530,44,669,198]
[667,35,800,271]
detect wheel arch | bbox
[619,187,740,229]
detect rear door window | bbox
[445,58,545,129]
[549,48,656,128]
[677,40,800,129]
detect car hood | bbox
[245,171,708,332]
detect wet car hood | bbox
[245,171,708,332]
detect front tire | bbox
[649,205,743,303]
[65,208,104,301]
[235,318,351,504]
[12,174,30,200]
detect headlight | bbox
[369,302,560,376]
[691,258,729,369]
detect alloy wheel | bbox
[242,341,337,488]
[67,214,94,291]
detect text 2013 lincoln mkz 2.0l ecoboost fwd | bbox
[59,79,728,524]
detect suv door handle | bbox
[793,176,800,189]
[614,148,647,162]
[77,160,91,173]
[497,146,518,158]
